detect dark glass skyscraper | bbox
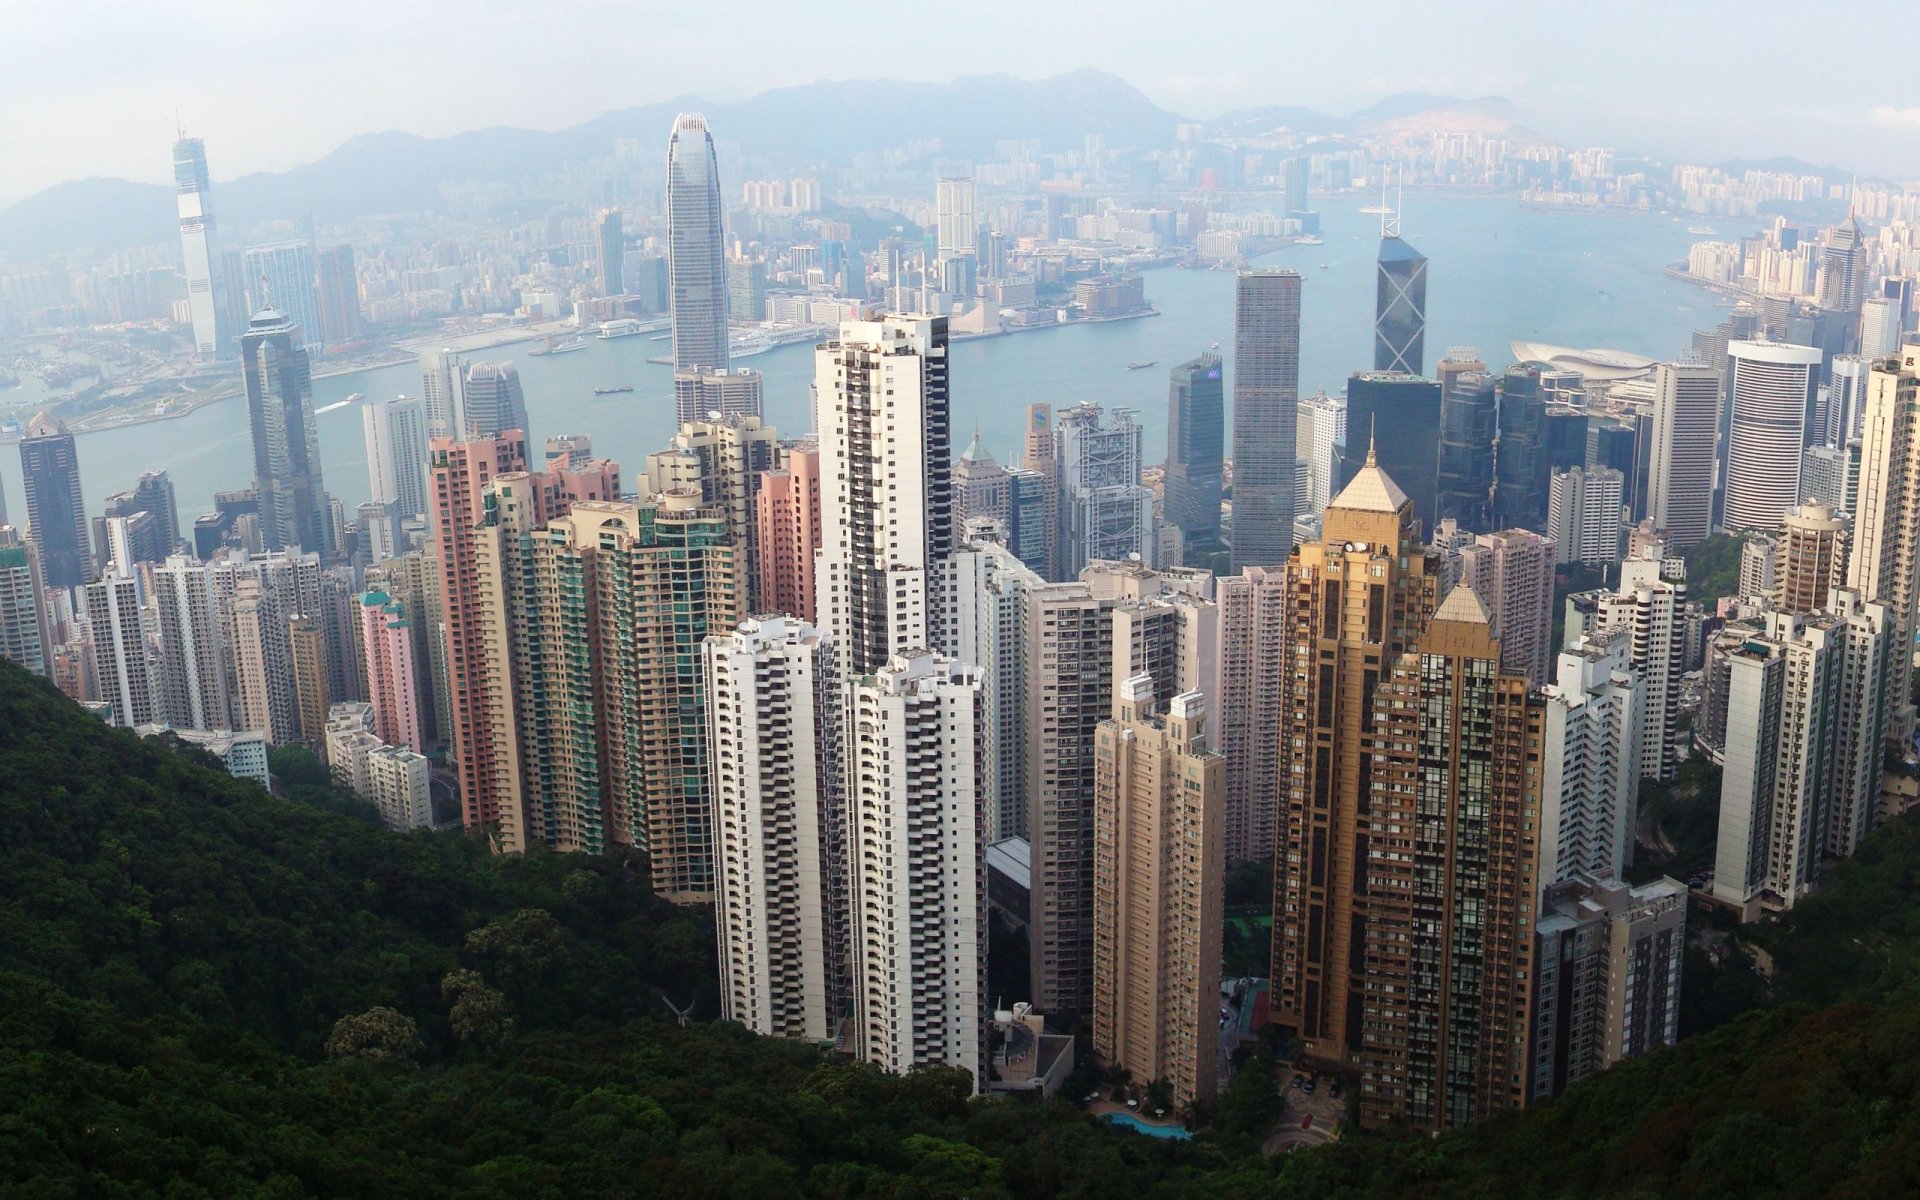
[1231,269,1301,570]
[18,414,93,590]
[1491,364,1549,532]
[1337,373,1443,532]
[241,310,330,555]
[1375,229,1428,375]
[667,113,729,373]
[1436,371,1497,529]
[1165,352,1224,550]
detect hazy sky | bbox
[5,0,1919,206]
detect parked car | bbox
[1289,1075,1304,1090]
[1301,1114,1313,1130]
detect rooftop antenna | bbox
[1382,164,1402,239]
[1367,414,1378,466]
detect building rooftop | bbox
[1329,444,1409,514]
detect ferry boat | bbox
[529,333,588,356]
[593,385,634,396]
[1358,204,1391,215]
[1125,361,1158,370]
[1295,235,1324,246]
[730,330,773,358]
[597,318,644,339]
[1687,225,1718,236]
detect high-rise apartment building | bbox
[1567,554,1689,783]
[705,616,845,1041]
[1374,219,1427,375]
[460,362,530,442]
[672,366,764,427]
[1457,528,1557,687]
[0,528,51,676]
[1827,355,1870,450]
[1296,389,1348,518]
[151,554,226,730]
[847,651,985,1086]
[1722,341,1823,532]
[243,241,322,353]
[288,614,331,746]
[313,244,361,345]
[367,745,433,832]
[1647,360,1721,547]
[173,133,226,358]
[358,590,422,751]
[18,414,93,590]
[1774,502,1846,615]
[643,413,779,610]
[1091,679,1224,1111]
[1056,403,1153,573]
[1360,584,1540,1129]
[1546,466,1624,567]
[241,311,329,555]
[950,531,1045,843]
[756,441,821,623]
[813,316,953,681]
[594,208,623,297]
[363,395,430,522]
[1538,628,1644,891]
[667,114,730,373]
[1165,353,1225,550]
[1231,269,1301,570]
[1217,566,1285,865]
[419,349,463,439]
[82,570,155,728]
[97,471,180,566]
[1846,343,1920,741]
[1020,404,1060,579]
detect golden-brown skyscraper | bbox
[1092,677,1224,1110]
[287,614,330,746]
[1361,584,1541,1129]
[1270,449,1438,1066]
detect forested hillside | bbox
[4,657,1920,1197]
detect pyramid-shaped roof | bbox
[1432,582,1491,626]
[1330,446,1410,514]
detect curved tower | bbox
[666,113,730,374]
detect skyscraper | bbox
[151,554,226,731]
[705,616,845,1041]
[1647,361,1721,547]
[1165,353,1225,550]
[358,590,422,752]
[594,208,623,297]
[1722,340,1823,533]
[672,366,764,427]
[84,570,155,728]
[1374,209,1427,375]
[847,651,985,1086]
[1538,629,1645,890]
[419,349,463,440]
[172,132,225,358]
[1568,554,1689,783]
[667,113,729,373]
[644,413,780,612]
[313,244,361,345]
[1436,357,1496,529]
[1218,566,1285,866]
[1818,216,1864,315]
[1056,403,1153,573]
[950,531,1045,843]
[935,176,979,296]
[1859,298,1899,359]
[953,433,1012,534]
[363,395,430,523]
[1826,355,1870,449]
[1774,502,1846,615]
[1296,389,1347,517]
[1491,364,1549,532]
[813,316,953,682]
[1020,404,1060,579]
[1846,342,1920,741]
[243,241,322,354]
[1546,466,1625,567]
[1091,680,1224,1111]
[1231,269,1302,570]
[460,362,530,442]
[241,311,330,555]
[755,441,822,624]
[287,614,331,747]
[1457,528,1557,687]
[1337,373,1443,531]
[19,414,93,590]
[97,471,180,565]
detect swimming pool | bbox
[1101,1111,1193,1140]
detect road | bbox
[1261,1066,1346,1157]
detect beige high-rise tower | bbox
[1847,343,1920,742]
[1773,501,1847,615]
[1092,677,1224,1111]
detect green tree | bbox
[325,1006,421,1062]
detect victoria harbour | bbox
[19,197,1722,525]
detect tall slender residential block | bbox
[1270,453,1439,1070]
[1232,269,1301,570]
[848,651,985,1086]
[363,395,430,521]
[667,114,730,373]
[950,531,1045,842]
[288,614,331,745]
[241,311,329,555]
[173,133,225,357]
[706,616,845,1041]
[1722,341,1823,532]
[1165,353,1225,550]
[1827,355,1870,448]
[594,208,623,297]
[1647,360,1721,547]
[82,571,155,728]
[1538,628,1645,892]
[460,362,530,442]
[1774,502,1846,615]
[1217,566,1286,865]
[243,241,322,354]
[1568,555,1689,783]
[814,316,953,681]
[644,413,781,610]
[18,414,92,590]
[1360,584,1540,1129]
[1374,219,1427,375]
[98,471,180,564]
[1296,389,1348,518]
[1546,466,1624,567]
[358,590,422,751]
[756,441,821,623]
[1092,680,1224,1111]
[1020,404,1061,579]
[1457,528,1557,688]
[151,554,226,730]
[0,528,51,676]
[1847,343,1920,740]
[430,433,531,832]
[419,349,464,439]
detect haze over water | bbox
[15,198,1725,525]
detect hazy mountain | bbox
[0,70,1181,261]
[1206,92,1517,141]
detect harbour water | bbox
[11,197,1729,526]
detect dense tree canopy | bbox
[4,659,1920,1197]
